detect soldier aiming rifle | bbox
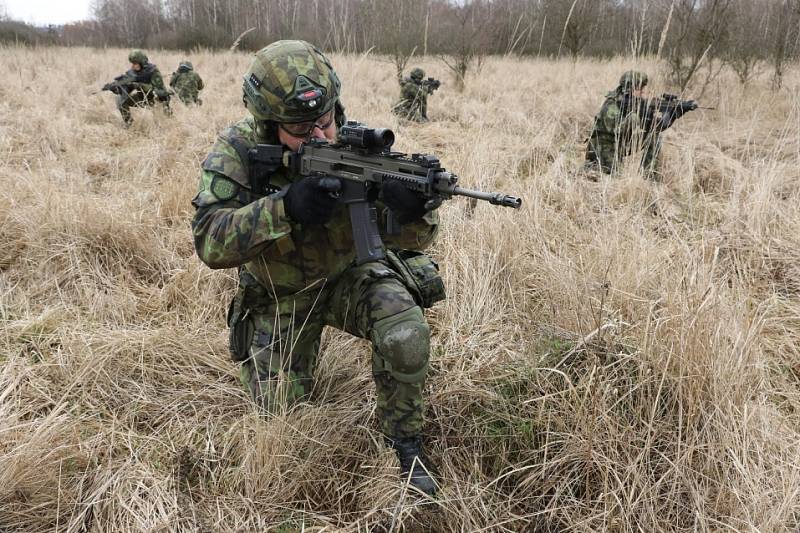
[584,70,711,180]
[393,67,441,122]
[98,50,172,126]
[192,40,520,496]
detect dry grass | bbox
[1,46,799,532]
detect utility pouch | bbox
[227,291,254,362]
[387,250,446,308]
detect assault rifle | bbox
[95,72,139,97]
[422,77,441,93]
[646,93,714,130]
[248,120,522,265]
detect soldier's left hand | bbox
[382,180,432,224]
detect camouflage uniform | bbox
[169,61,204,105]
[191,41,439,443]
[116,50,171,125]
[393,68,430,122]
[585,70,661,177]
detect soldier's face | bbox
[278,111,337,151]
[131,63,142,72]
[633,87,647,98]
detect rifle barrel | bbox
[451,186,522,208]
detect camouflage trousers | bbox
[116,91,171,124]
[392,101,428,122]
[585,132,662,178]
[176,90,201,105]
[233,261,430,439]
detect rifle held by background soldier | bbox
[422,77,441,94]
[645,93,714,131]
[94,72,139,97]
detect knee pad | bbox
[371,306,430,384]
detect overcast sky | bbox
[4,0,92,25]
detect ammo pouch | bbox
[386,250,446,309]
[227,289,254,362]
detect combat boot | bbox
[390,436,437,495]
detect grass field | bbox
[1,46,799,531]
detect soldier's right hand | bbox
[283,175,342,225]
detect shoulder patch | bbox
[210,175,240,201]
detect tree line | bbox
[3,0,800,89]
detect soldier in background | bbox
[170,60,204,105]
[191,40,440,495]
[584,70,697,180]
[392,67,440,123]
[105,50,171,126]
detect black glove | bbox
[283,175,341,225]
[382,180,430,224]
[680,100,698,113]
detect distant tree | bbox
[550,0,606,59]
[91,0,167,47]
[725,0,770,86]
[435,0,490,91]
[660,0,735,91]
[769,0,800,89]
[367,0,428,80]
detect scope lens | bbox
[372,128,394,148]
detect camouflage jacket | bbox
[191,117,439,297]
[170,70,204,101]
[395,79,427,112]
[590,91,649,147]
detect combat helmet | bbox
[410,67,425,82]
[618,70,648,92]
[128,50,149,66]
[178,61,193,73]
[242,40,341,124]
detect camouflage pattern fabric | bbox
[393,78,428,122]
[128,49,149,66]
[585,91,661,177]
[113,63,171,124]
[618,70,648,92]
[236,263,429,438]
[242,40,341,123]
[191,116,439,438]
[170,69,204,105]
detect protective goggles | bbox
[279,109,335,137]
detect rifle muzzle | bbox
[490,194,522,208]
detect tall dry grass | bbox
[1,46,799,532]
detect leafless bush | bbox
[659,0,735,91]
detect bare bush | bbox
[660,0,735,91]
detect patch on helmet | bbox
[210,175,240,201]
